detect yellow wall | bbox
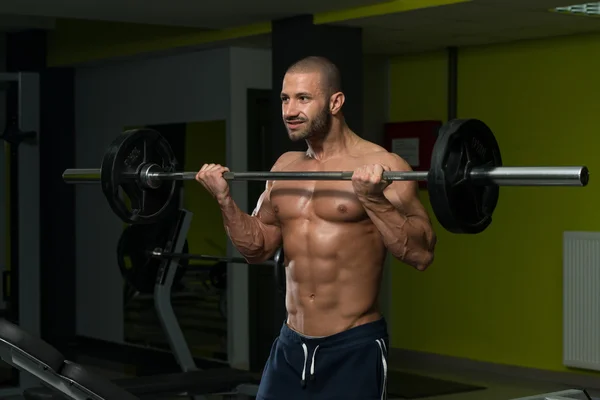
[183,120,228,256]
[388,32,600,373]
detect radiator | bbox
[563,231,600,371]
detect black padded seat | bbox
[0,319,64,371]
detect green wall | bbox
[183,120,228,256]
[388,32,600,373]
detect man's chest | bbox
[269,159,373,223]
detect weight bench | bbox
[0,315,259,400]
[0,318,139,400]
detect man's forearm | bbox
[218,195,268,261]
[359,195,435,270]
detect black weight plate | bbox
[117,223,189,294]
[428,119,502,234]
[101,128,179,224]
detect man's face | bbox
[280,72,331,142]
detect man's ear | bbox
[329,92,345,115]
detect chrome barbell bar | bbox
[62,165,589,187]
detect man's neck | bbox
[306,124,359,161]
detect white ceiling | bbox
[0,0,390,29]
[0,0,599,56]
[215,0,600,56]
[340,0,600,54]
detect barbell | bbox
[148,246,286,295]
[118,223,286,295]
[63,118,589,234]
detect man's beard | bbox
[286,106,331,142]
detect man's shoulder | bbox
[359,142,410,170]
[272,151,305,171]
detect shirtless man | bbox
[195,56,436,400]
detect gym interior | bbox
[0,0,599,399]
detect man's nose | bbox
[282,102,299,119]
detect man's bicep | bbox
[383,155,430,219]
[251,182,278,225]
[251,183,283,254]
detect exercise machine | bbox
[112,208,261,398]
[24,208,261,399]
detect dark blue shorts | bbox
[256,317,389,400]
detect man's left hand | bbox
[351,164,391,200]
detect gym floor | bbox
[3,353,597,399]
[41,355,600,400]
[385,364,600,399]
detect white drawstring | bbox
[300,338,386,397]
[376,339,388,400]
[310,344,320,379]
[301,342,308,387]
[301,343,320,386]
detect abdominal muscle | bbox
[282,218,387,337]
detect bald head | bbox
[285,56,342,97]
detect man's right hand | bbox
[195,163,231,203]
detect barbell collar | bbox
[62,168,102,183]
[62,165,589,187]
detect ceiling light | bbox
[551,2,600,16]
